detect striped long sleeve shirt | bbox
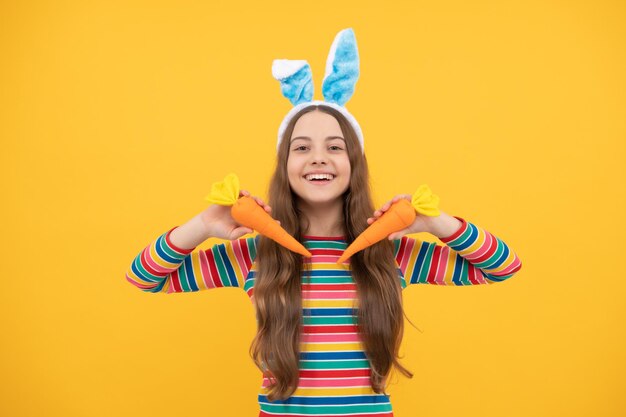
[126,216,522,416]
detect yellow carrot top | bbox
[411,184,441,217]
[204,173,240,206]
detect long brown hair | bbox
[249,104,413,401]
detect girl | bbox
[126,29,522,417]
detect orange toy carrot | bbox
[336,185,441,264]
[204,173,312,258]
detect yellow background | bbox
[2,0,624,416]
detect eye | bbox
[292,145,343,151]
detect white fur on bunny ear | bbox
[271,59,314,105]
[322,28,360,106]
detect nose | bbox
[310,147,328,165]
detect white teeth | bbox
[305,174,335,181]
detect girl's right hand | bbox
[199,189,279,241]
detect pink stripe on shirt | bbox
[262,377,371,388]
[300,333,360,343]
[302,291,358,299]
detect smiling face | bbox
[287,109,351,208]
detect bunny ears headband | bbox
[272,28,364,154]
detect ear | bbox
[272,59,314,105]
[321,28,360,106]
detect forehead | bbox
[291,110,342,138]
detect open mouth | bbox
[303,174,335,184]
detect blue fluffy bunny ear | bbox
[322,28,360,106]
[272,59,314,105]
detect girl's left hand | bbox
[366,194,440,240]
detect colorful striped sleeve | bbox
[126,226,259,294]
[393,216,522,287]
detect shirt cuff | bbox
[164,226,196,254]
[438,216,467,243]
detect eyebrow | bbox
[290,136,345,143]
